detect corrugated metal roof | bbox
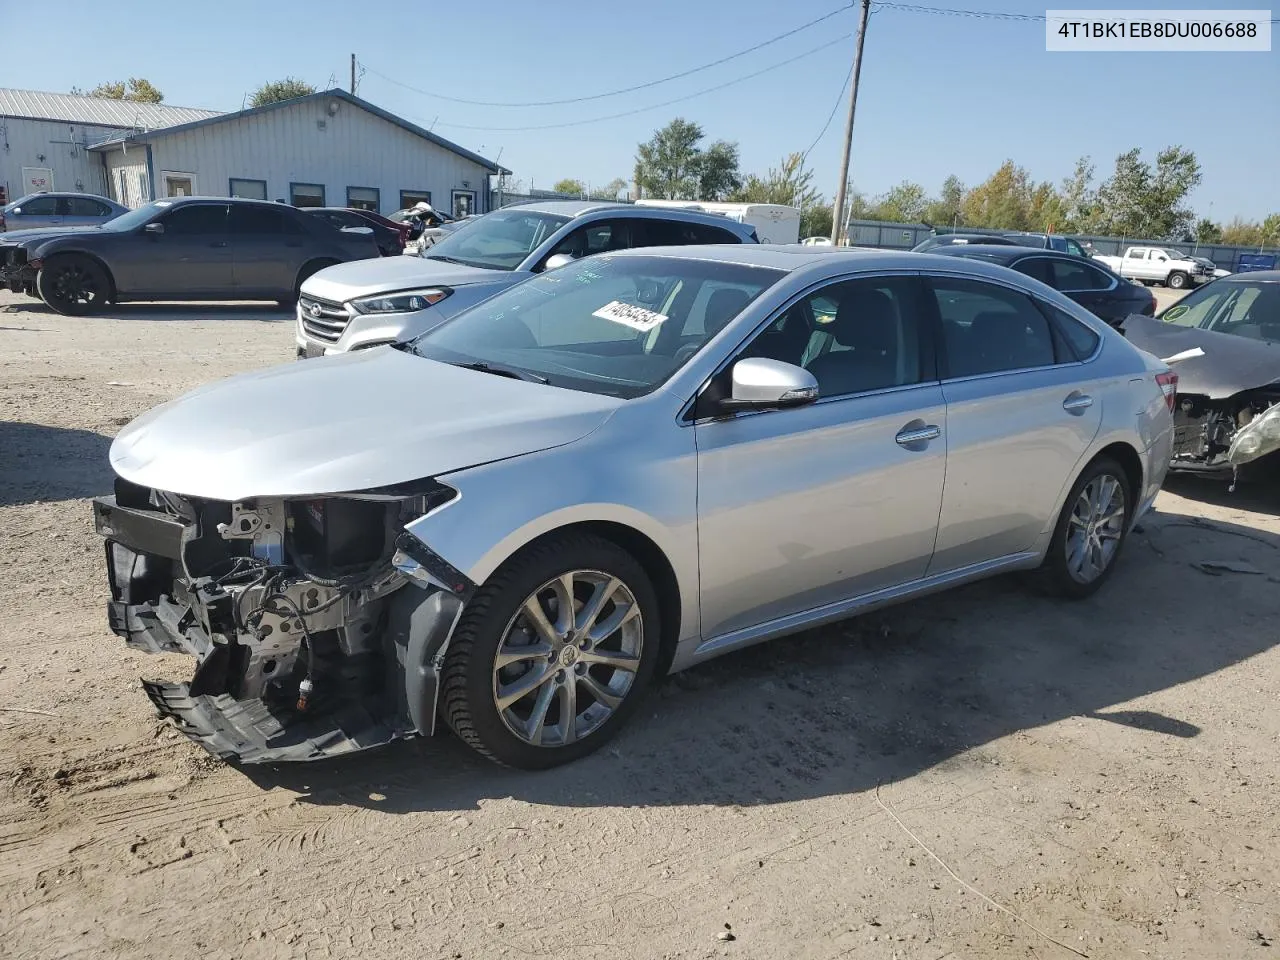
[0,88,220,129]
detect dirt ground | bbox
[1,288,1277,960]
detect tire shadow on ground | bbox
[240,509,1280,813]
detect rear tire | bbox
[1166,271,1188,289]
[36,255,111,316]
[441,533,661,769]
[1034,456,1133,599]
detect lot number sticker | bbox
[593,300,668,332]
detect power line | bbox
[871,2,1044,20]
[360,1,854,108]
[801,64,852,165]
[424,35,851,132]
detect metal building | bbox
[0,88,218,201]
[90,89,504,218]
[2,87,505,219]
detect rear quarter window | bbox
[1043,303,1101,359]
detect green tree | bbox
[921,175,965,226]
[1222,213,1280,248]
[74,78,164,102]
[732,153,820,209]
[802,203,833,240]
[1058,156,1097,232]
[552,178,586,196]
[634,118,706,200]
[1194,218,1223,243]
[869,181,928,223]
[961,160,1036,230]
[1093,146,1201,239]
[698,140,742,201]
[250,78,317,108]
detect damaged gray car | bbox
[1121,271,1280,483]
[95,247,1175,767]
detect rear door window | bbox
[65,196,111,217]
[230,204,303,235]
[1012,257,1054,285]
[929,277,1058,377]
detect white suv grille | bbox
[298,295,350,343]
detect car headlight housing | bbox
[350,288,450,315]
[1228,402,1280,466]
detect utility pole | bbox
[350,54,356,95]
[829,0,872,245]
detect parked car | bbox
[0,191,127,231]
[801,236,833,247]
[303,207,409,257]
[0,197,380,314]
[914,232,1090,256]
[95,246,1175,766]
[928,244,1156,327]
[1119,271,1280,478]
[295,200,758,357]
[1093,246,1215,289]
[1186,254,1231,279]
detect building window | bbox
[290,182,325,207]
[229,178,268,200]
[400,190,431,210]
[451,190,477,219]
[347,186,379,212]
[161,171,197,198]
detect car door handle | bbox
[1063,392,1094,413]
[895,424,941,445]
[210,240,229,248]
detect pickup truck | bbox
[1092,246,1215,289]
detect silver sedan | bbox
[96,246,1176,768]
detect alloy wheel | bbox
[492,569,643,747]
[1065,473,1126,584]
[50,264,103,307]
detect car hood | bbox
[0,225,103,243]
[110,347,622,501]
[1121,314,1280,399]
[301,253,514,302]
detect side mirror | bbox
[143,222,165,235]
[10,207,20,215]
[544,253,576,271]
[721,358,818,412]
[341,226,374,235]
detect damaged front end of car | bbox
[93,478,472,763]
[1171,389,1280,480]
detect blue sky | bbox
[7,0,1277,221]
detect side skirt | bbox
[686,552,1041,667]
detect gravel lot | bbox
[2,287,1277,960]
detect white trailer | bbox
[634,199,801,244]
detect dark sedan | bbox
[927,244,1155,327]
[0,197,380,315]
[303,207,409,256]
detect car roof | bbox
[929,244,1070,261]
[499,199,753,230]
[1221,270,1280,282]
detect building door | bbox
[451,190,477,218]
[162,172,197,198]
[21,167,54,194]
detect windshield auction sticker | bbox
[593,300,668,332]
[1046,10,1271,51]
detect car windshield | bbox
[99,201,168,232]
[1160,279,1280,340]
[409,254,786,398]
[423,210,570,271]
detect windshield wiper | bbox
[450,361,549,385]
[426,254,469,265]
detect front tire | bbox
[36,255,110,315]
[1166,271,1188,289]
[442,533,661,769]
[1035,456,1132,599]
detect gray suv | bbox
[296,200,758,357]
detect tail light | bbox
[1155,371,1178,413]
